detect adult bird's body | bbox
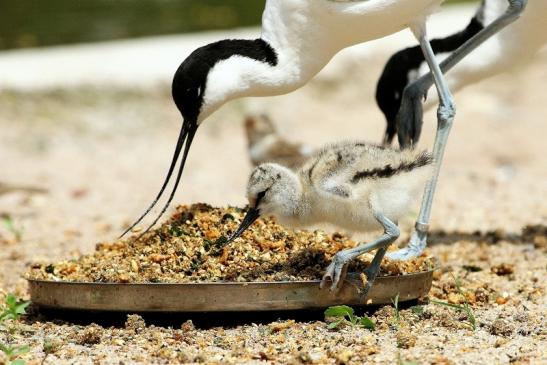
[377,0,546,146]
[373,0,536,261]
[122,0,445,236]
[121,0,527,286]
[193,0,443,122]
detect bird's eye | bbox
[256,190,266,203]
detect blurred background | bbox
[0,0,545,289]
[1,0,471,50]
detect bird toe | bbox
[321,260,344,291]
[320,265,334,290]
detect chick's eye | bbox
[256,190,266,202]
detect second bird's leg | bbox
[388,0,527,261]
[397,0,527,148]
[388,30,455,261]
[320,212,399,292]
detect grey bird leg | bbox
[388,31,455,261]
[320,212,399,292]
[388,0,527,261]
[397,0,527,148]
[361,246,389,296]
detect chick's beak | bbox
[226,207,261,244]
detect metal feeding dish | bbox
[28,271,432,312]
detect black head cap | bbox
[172,38,277,123]
[172,52,208,123]
[119,39,278,239]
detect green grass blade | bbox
[0,311,9,322]
[327,319,344,329]
[359,316,375,330]
[324,305,354,318]
[14,301,30,316]
[410,305,424,315]
[0,342,12,354]
[6,294,17,309]
[463,304,476,330]
[430,300,464,310]
[11,345,29,357]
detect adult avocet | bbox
[121,0,527,286]
[375,0,540,260]
[377,0,545,148]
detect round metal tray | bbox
[28,271,432,312]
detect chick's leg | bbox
[321,212,399,292]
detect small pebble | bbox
[79,324,102,345]
[490,319,514,337]
[491,263,514,276]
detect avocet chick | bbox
[245,114,312,169]
[227,141,433,292]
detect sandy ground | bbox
[1,14,547,364]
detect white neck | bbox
[201,0,443,121]
[200,40,331,122]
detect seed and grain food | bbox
[27,204,431,283]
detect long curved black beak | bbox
[120,118,198,238]
[225,207,261,244]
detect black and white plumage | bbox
[377,10,484,145]
[122,0,448,237]
[377,0,544,146]
[121,0,527,286]
[226,141,433,291]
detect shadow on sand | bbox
[26,299,421,330]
